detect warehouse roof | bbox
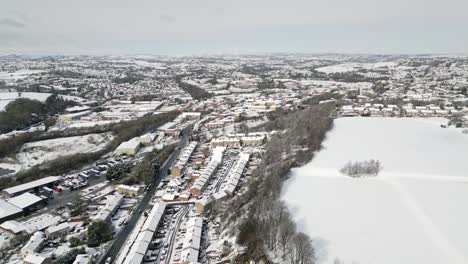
[8,193,43,209]
[3,176,60,196]
[23,253,48,264]
[116,138,141,151]
[0,220,24,234]
[0,200,22,221]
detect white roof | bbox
[21,214,61,234]
[65,106,90,113]
[0,200,22,220]
[7,193,43,209]
[22,232,45,255]
[124,252,144,264]
[0,220,24,233]
[46,222,70,234]
[116,138,141,151]
[161,193,176,201]
[211,147,225,163]
[23,253,48,264]
[3,176,60,196]
[158,121,176,130]
[73,254,91,264]
[117,184,141,192]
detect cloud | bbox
[0,18,26,28]
[159,15,176,23]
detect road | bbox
[163,205,190,264]
[100,129,189,264]
[214,155,237,193]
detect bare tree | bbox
[288,232,315,264]
[278,213,296,259]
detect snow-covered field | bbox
[0,70,44,81]
[282,117,468,264]
[315,62,396,74]
[15,133,113,169]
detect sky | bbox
[1,0,468,55]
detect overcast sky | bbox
[1,0,468,55]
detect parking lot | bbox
[143,204,189,263]
[200,149,239,197]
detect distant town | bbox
[0,54,467,264]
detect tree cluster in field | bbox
[0,93,78,134]
[340,159,382,177]
[0,111,178,190]
[214,103,334,263]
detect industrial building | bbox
[7,192,46,214]
[45,222,70,239]
[0,200,23,224]
[116,185,143,197]
[93,194,124,222]
[114,138,141,156]
[20,231,46,258]
[2,176,61,197]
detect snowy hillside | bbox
[15,133,113,169]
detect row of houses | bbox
[118,202,167,264]
[210,133,267,148]
[222,153,250,196]
[194,152,251,214]
[190,159,219,197]
[341,103,468,118]
[181,217,203,263]
[204,153,251,207]
[190,147,226,196]
[171,141,198,176]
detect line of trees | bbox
[0,93,78,134]
[175,77,213,100]
[211,103,335,263]
[109,143,175,185]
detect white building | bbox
[73,254,92,264]
[115,138,141,156]
[21,232,45,258]
[23,254,50,264]
[45,222,70,239]
[94,194,124,222]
